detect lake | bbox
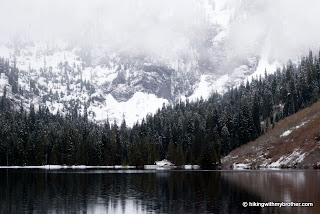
[0,169,319,214]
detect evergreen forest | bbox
[0,50,320,167]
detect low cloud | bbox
[0,0,206,59]
[229,0,320,62]
[1,0,320,66]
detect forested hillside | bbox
[222,99,320,169]
[0,50,320,167]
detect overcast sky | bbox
[229,0,320,61]
[1,0,320,62]
[0,0,203,56]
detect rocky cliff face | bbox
[0,0,272,126]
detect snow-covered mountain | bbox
[0,0,282,126]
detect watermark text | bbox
[242,201,313,208]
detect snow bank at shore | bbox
[0,165,135,169]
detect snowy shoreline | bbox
[0,165,314,170]
[0,164,201,170]
[0,165,136,169]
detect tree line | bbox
[0,50,319,167]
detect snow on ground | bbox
[280,130,292,137]
[0,73,9,90]
[233,163,250,170]
[280,120,308,137]
[46,101,64,115]
[0,42,169,127]
[145,159,175,170]
[228,147,308,169]
[0,36,282,128]
[189,75,212,101]
[184,165,200,169]
[145,160,200,170]
[245,30,281,83]
[155,159,174,167]
[0,165,135,169]
[13,43,83,72]
[189,74,229,101]
[0,163,199,170]
[82,65,118,85]
[267,149,307,168]
[89,92,168,126]
[295,121,308,129]
[246,58,280,83]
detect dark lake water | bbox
[0,169,319,214]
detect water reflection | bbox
[221,170,320,214]
[0,169,319,213]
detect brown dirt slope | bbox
[222,100,320,169]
